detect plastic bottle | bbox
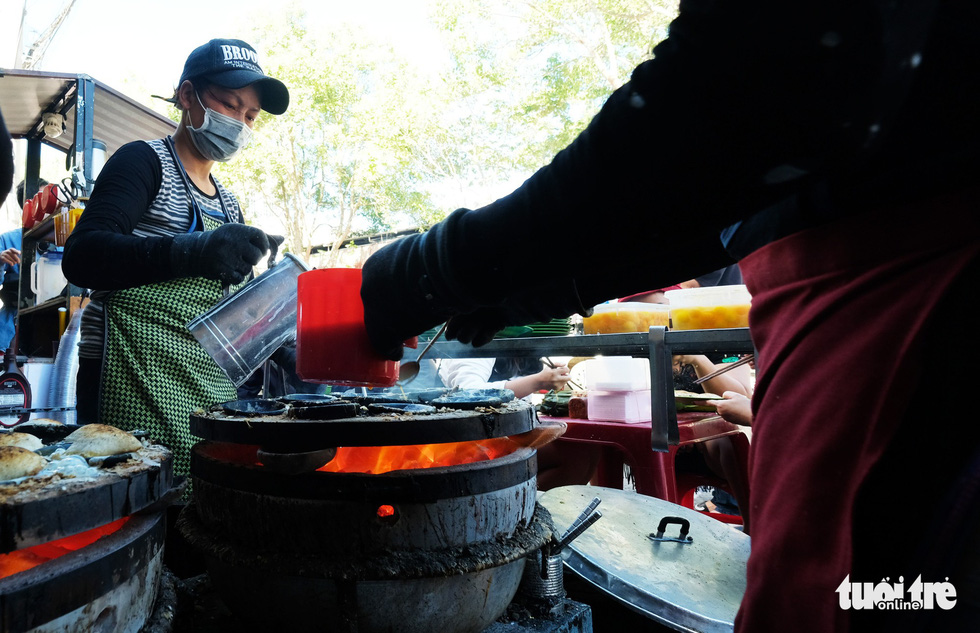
[0,347,31,426]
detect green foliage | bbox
[212,1,678,264]
[432,0,674,170]
[216,8,446,264]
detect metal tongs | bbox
[552,496,603,554]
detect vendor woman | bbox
[62,38,288,477]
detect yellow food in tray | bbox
[669,304,751,330]
[583,304,670,334]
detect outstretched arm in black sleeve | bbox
[361,1,919,358]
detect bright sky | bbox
[0,0,449,230]
[3,0,443,100]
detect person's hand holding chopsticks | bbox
[675,353,754,397]
[708,391,753,426]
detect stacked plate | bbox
[525,318,572,337]
[425,319,573,341]
[494,326,533,339]
[674,390,724,412]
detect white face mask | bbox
[185,90,253,162]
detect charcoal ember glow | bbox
[0,435,175,632]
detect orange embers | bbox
[0,517,130,580]
[318,437,522,474]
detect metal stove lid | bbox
[189,398,537,449]
[539,486,749,633]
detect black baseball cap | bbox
[173,38,289,115]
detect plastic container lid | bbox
[36,248,64,260]
[590,302,671,314]
[663,284,751,308]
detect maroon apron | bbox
[735,187,980,632]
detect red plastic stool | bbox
[679,486,743,526]
[543,412,751,510]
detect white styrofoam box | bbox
[585,356,650,391]
[587,389,651,423]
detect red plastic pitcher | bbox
[37,184,61,217]
[22,198,36,230]
[296,268,416,387]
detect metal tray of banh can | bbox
[539,485,749,633]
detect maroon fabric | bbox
[735,188,980,632]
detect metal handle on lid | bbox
[267,236,280,269]
[649,516,694,544]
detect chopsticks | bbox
[693,354,754,385]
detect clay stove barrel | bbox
[0,512,166,633]
[192,441,536,556]
[0,443,175,633]
[187,397,537,449]
[179,398,553,633]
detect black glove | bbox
[362,209,599,360]
[361,230,461,361]
[170,223,283,285]
[445,279,593,347]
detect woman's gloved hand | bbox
[170,223,283,285]
[361,232,458,361]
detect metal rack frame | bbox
[409,327,755,452]
[1,68,177,358]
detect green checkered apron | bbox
[100,214,245,479]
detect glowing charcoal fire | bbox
[315,421,565,474]
[0,517,129,580]
[318,436,523,474]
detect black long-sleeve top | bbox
[63,142,172,289]
[62,140,240,290]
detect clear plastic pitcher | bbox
[30,248,67,304]
[187,253,309,387]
